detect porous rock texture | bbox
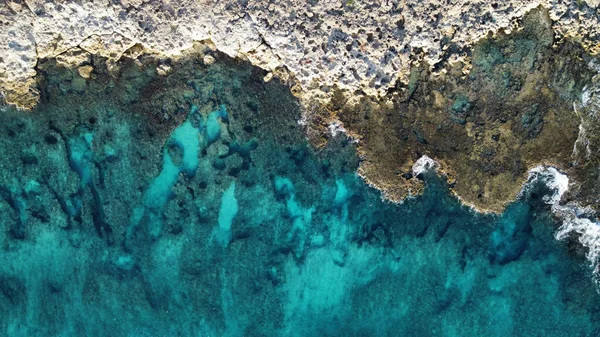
[1,0,600,109]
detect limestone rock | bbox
[1,1,600,109]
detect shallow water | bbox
[0,56,599,337]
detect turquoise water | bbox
[0,57,600,336]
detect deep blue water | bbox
[0,59,600,336]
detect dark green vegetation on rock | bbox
[334,8,598,212]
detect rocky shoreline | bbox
[2,3,600,262]
[3,7,600,332]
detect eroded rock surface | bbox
[333,9,598,212]
[2,0,600,108]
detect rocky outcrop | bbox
[333,9,598,212]
[2,0,600,109]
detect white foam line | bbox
[554,204,600,289]
[412,155,437,177]
[522,166,569,204]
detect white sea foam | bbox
[518,166,600,289]
[554,204,600,289]
[327,121,347,137]
[522,166,569,204]
[526,162,600,290]
[551,60,600,290]
[582,86,592,108]
[573,122,592,159]
[412,155,437,176]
